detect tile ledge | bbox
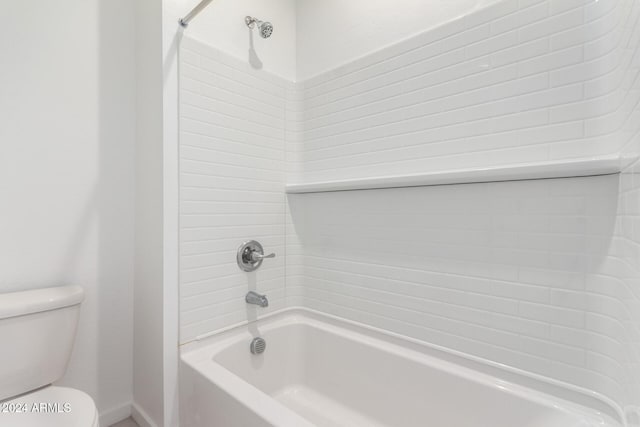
[285,155,631,194]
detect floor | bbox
[109,417,139,427]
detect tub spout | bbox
[246,291,268,308]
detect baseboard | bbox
[131,402,159,427]
[99,401,132,426]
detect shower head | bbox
[245,16,273,38]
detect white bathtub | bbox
[180,309,622,427]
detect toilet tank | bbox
[0,285,84,401]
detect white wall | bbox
[131,0,184,425]
[606,0,640,419]
[178,37,289,343]
[162,2,186,426]
[179,0,297,81]
[288,175,627,402]
[0,0,135,425]
[290,0,632,185]
[177,0,640,422]
[616,163,640,424]
[174,0,297,346]
[288,0,640,419]
[296,0,502,80]
[133,0,166,426]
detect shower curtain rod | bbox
[179,0,214,27]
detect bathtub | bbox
[180,309,622,427]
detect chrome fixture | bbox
[237,240,275,272]
[246,291,269,308]
[178,0,274,36]
[250,337,267,354]
[179,0,215,27]
[245,16,274,38]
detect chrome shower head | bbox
[245,16,273,38]
[259,21,274,38]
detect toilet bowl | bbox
[0,285,99,427]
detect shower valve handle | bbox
[250,251,275,262]
[237,240,275,272]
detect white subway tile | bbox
[179,0,640,414]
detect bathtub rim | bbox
[180,306,625,426]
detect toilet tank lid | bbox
[0,285,84,320]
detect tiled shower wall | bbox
[287,175,624,397]
[179,37,289,341]
[288,0,637,184]
[608,157,640,422]
[179,0,640,420]
[287,0,640,416]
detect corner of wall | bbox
[133,0,166,425]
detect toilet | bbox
[0,285,99,427]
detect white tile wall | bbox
[179,0,640,421]
[288,0,639,185]
[287,175,628,403]
[610,0,640,415]
[285,0,640,419]
[615,157,640,423]
[179,37,289,343]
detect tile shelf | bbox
[285,155,627,194]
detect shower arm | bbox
[179,0,214,28]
